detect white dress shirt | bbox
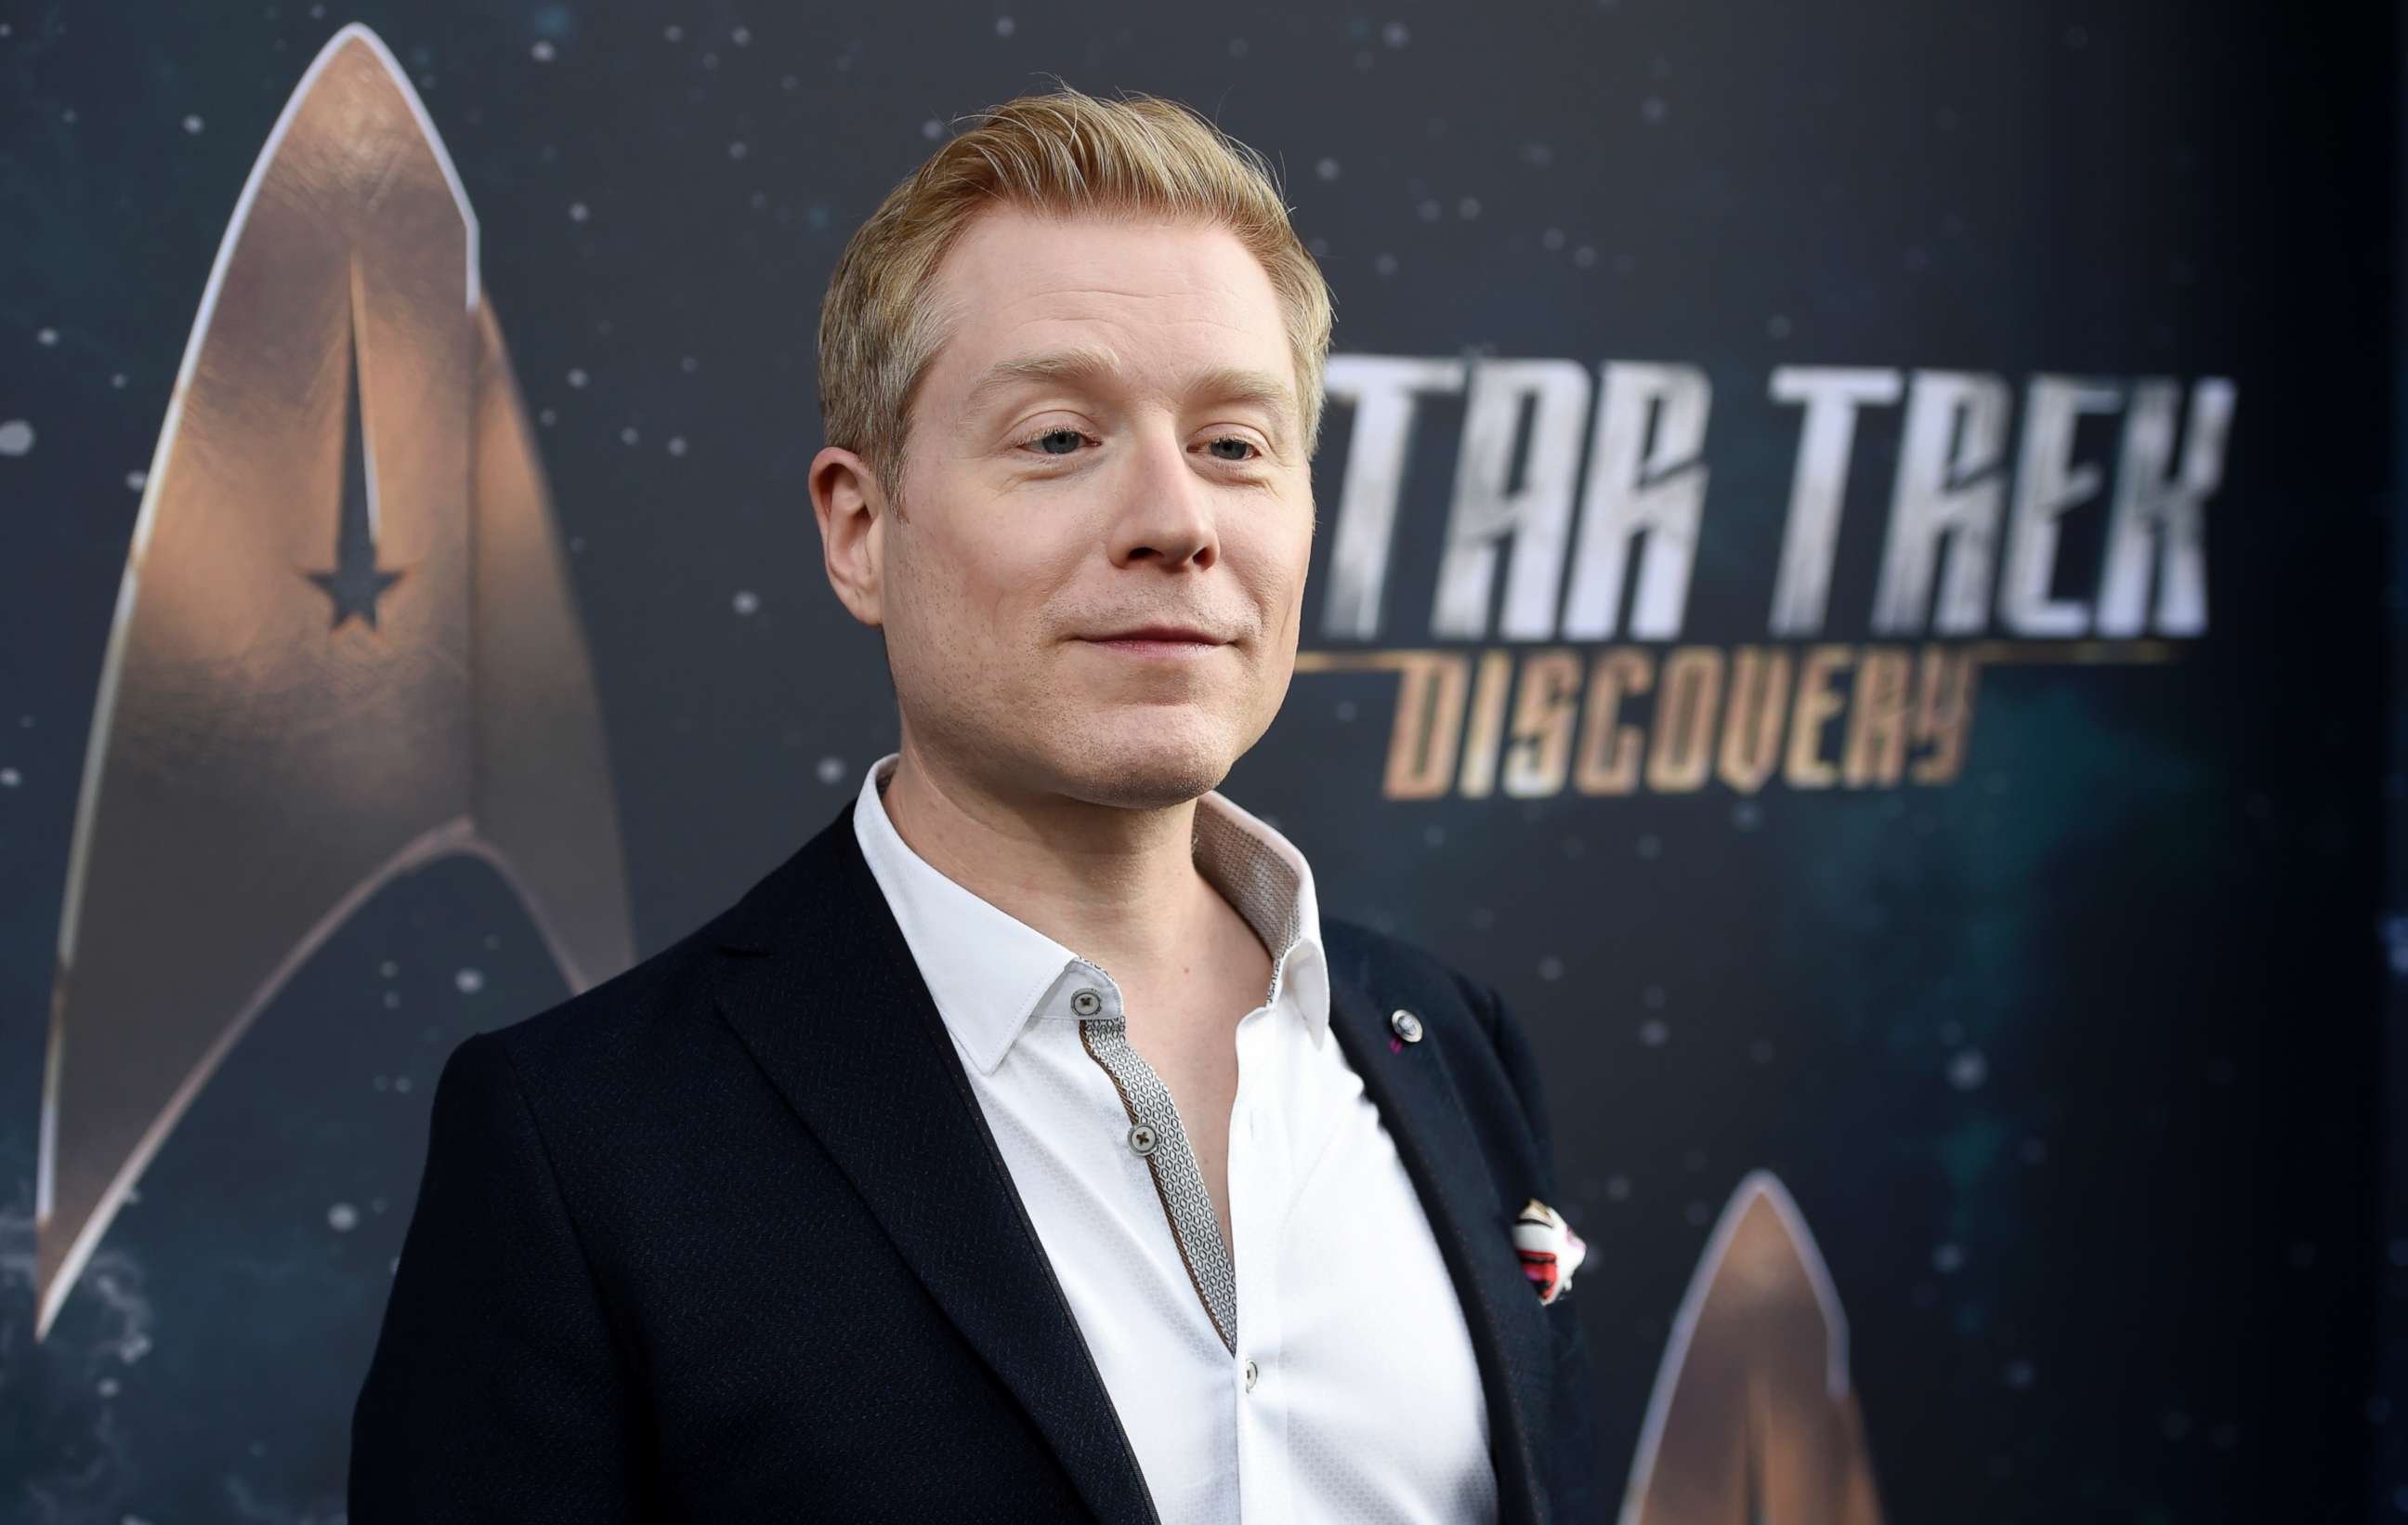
[851,752,1495,1524]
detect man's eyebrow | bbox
[962,345,1126,414]
[962,347,1299,441]
[1187,366,1300,439]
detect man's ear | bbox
[809,445,888,628]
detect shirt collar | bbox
[851,751,1330,1076]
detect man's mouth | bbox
[1077,624,1229,656]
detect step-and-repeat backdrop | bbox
[1,3,2390,1519]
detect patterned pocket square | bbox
[1512,1198,1587,1306]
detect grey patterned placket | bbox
[1079,1015,1241,1353]
[871,759,1307,1358]
[1068,813,1308,1357]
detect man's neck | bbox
[877,737,1224,987]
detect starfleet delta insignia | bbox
[1618,1172,1886,1525]
[35,24,633,1340]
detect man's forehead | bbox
[904,209,1301,436]
[936,203,1260,292]
[928,212,1285,341]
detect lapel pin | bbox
[1513,1198,1588,1306]
[1389,1007,1424,1052]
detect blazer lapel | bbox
[1326,971,1553,1525]
[704,803,1159,1525]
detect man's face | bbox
[861,207,1315,810]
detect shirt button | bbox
[1071,988,1103,1017]
[1243,1359,1259,1392]
[1390,1008,1424,1043]
[1128,1124,1158,1156]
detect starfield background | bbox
[0,1,2395,1519]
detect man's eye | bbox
[1202,436,1260,463]
[1022,427,1087,456]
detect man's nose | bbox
[1106,428,1218,572]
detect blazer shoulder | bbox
[471,906,735,1093]
[463,808,865,1136]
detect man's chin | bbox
[1052,725,1237,810]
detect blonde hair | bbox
[817,85,1336,506]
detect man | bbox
[350,86,1595,1524]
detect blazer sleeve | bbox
[1477,980,1603,1525]
[349,1032,654,1522]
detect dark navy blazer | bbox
[350,798,1599,1522]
